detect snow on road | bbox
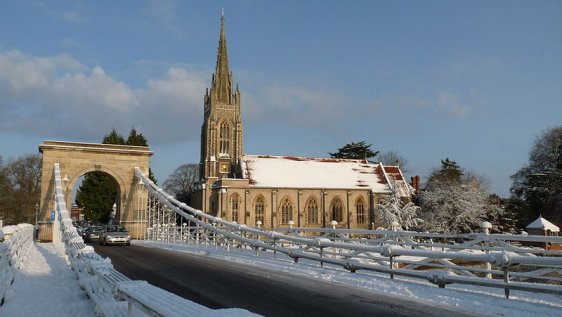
[0,242,95,317]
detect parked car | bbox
[83,226,102,242]
[99,225,131,246]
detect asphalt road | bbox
[92,243,477,317]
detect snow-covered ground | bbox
[1,240,561,317]
[0,242,95,317]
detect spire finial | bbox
[221,8,224,18]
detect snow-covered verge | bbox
[0,224,34,306]
[0,240,260,317]
[0,242,96,316]
[136,240,562,317]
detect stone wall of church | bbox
[196,184,391,230]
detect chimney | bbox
[411,175,420,191]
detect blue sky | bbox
[1,1,561,197]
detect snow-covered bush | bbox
[377,196,423,231]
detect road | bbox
[92,243,477,317]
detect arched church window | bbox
[219,121,230,155]
[305,198,318,225]
[231,194,240,222]
[331,198,343,222]
[280,198,293,224]
[255,196,264,224]
[356,197,366,224]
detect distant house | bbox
[525,216,560,250]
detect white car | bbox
[99,225,131,246]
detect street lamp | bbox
[34,203,39,239]
[35,203,39,225]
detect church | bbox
[192,15,414,229]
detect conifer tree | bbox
[329,141,379,161]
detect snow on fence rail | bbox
[135,168,562,299]
[0,223,34,306]
[51,163,256,317]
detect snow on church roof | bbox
[240,155,412,196]
[526,216,560,232]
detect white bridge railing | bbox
[50,164,255,317]
[0,223,34,307]
[135,168,562,299]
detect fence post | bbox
[503,266,510,298]
[481,221,492,279]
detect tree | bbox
[163,164,199,204]
[329,141,379,161]
[0,156,11,223]
[125,127,148,146]
[378,151,410,172]
[102,128,125,145]
[0,154,42,225]
[124,127,157,183]
[511,126,562,225]
[427,158,463,185]
[377,196,423,230]
[418,159,503,233]
[75,173,117,223]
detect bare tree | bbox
[378,151,410,173]
[163,164,199,204]
[2,154,42,224]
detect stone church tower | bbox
[200,14,243,181]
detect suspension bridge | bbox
[1,162,562,316]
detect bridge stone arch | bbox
[39,141,153,238]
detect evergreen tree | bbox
[125,127,157,184]
[329,141,379,161]
[427,158,463,184]
[75,172,117,223]
[102,128,125,145]
[125,127,148,146]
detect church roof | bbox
[526,216,560,232]
[240,155,412,196]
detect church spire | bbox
[213,10,232,104]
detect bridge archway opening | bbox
[39,141,153,238]
[72,171,121,225]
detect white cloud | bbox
[0,50,207,144]
[244,82,350,127]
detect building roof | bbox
[526,216,560,232]
[240,155,412,196]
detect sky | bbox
[0,1,561,197]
